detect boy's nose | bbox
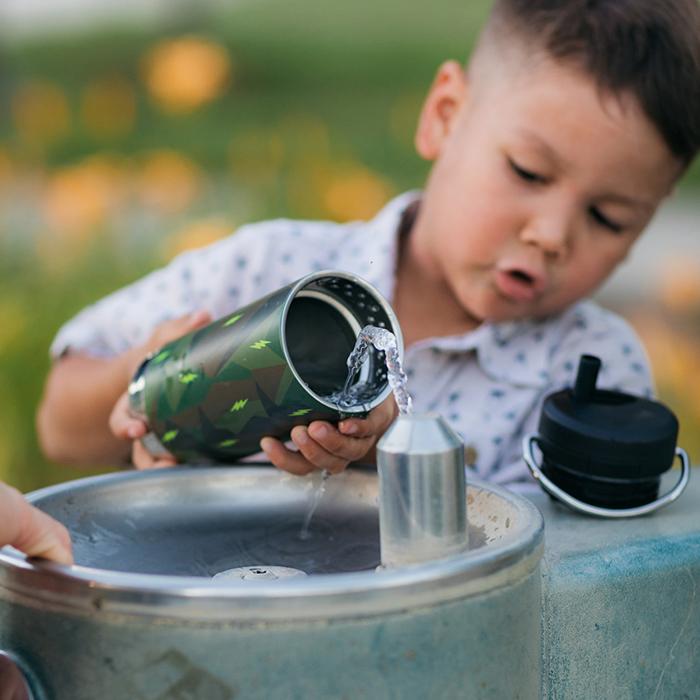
[519,212,574,259]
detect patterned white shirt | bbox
[51,193,654,491]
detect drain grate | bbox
[212,565,307,582]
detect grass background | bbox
[1,0,698,492]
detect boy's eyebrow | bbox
[516,128,654,210]
[515,128,564,166]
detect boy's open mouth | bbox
[494,267,543,303]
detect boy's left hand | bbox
[260,397,397,475]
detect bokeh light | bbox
[135,149,202,215]
[323,163,395,221]
[162,217,233,260]
[141,36,232,114]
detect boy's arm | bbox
[37,311,211,466]
[37,350,142,466]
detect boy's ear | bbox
[415,60,468,160]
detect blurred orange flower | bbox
[136,149,203,215]
[42,155,126,237]
[162,217,233,260]
[657,256,700,313]
[323,164,395,221]
[141,36,232,114]
[81,75,137,139]
[12,81,70,148]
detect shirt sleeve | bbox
[493,302,655,491]
[49,222,272,359]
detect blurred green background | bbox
[1,0,699,492]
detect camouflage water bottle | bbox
[128,271,402,463]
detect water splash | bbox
[301,326,412,540]
[332,325,413,415]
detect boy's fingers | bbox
[290,427,349,474]
[307,422,373,462]
[132,440,176,470]
[260,437,316,476]
[338,397,397,439]
[109,393,147,440]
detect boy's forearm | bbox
[36,350,142,466]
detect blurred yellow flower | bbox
[162,217,233,260]
[142,36,232,114]
[12,80,70,147]
[323,164,395,221]
[136,149,203,215]
[81,75,137,139]
[42,155,126,238]
[657,256,700,313]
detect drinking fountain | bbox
[0,464,543,699]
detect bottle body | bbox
[129,271,401,463]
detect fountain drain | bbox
[213,565,308,582]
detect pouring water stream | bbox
[299,326,413,540]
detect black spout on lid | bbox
[573,354,601,402]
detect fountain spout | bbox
[376,413,468,568]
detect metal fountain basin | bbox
[0,465,543,623]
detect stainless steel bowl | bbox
[0,466,544,699]
[0,466,542,622]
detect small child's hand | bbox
[0,482,73,565]
[259,396,398,475]
[109,391,177,469]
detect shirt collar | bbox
[346,191,556,390]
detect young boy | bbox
[0,481,73,565]
[37,0,700,491]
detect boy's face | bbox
[410,53,681,326]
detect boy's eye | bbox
[589,206,623,233]
[508,158,546,184]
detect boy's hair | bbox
[484,0,700,167]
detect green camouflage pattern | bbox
[140,286,341,463]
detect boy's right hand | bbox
[111,310,212,469]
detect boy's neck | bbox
[393,203,482,348]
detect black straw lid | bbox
[538,355,678,480]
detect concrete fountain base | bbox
[1,466,698,698]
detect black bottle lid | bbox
[537,355,678,508]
